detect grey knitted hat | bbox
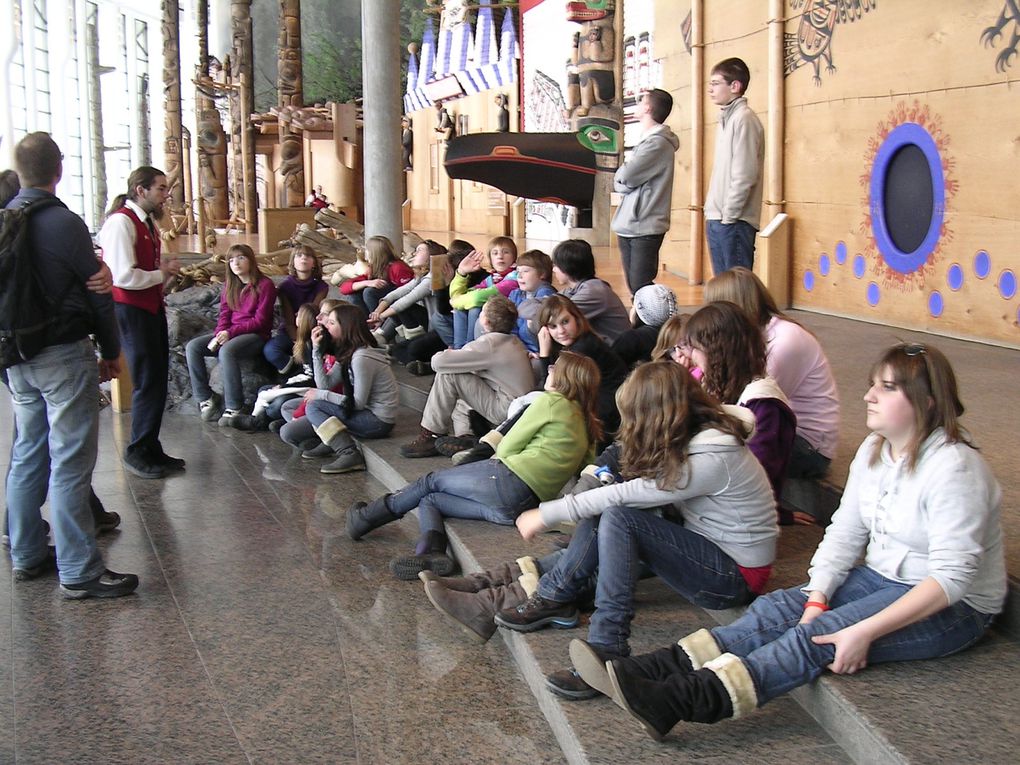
[633,284,678,327]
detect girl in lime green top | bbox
[345,352,602,580]
[450,236,519,348]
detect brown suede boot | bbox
[423,579,528,643]
[418,559,524,593]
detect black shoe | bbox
[493,591,579,632]
[231,413,270,432]
[268,419,285,434]
[152,452,186,472]
[546,666,601,700]
[12,547,57,582]
[93,510,122,534]
[406,360,433,376]
[451,440,495,465]
[390,551,456,581]
[434,434,478,457]
[60,569,139,600]
[123,453,166,480]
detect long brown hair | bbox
[224,244,267,310]
[288,244,323,280]
[327,303,377,363]
[651,313,693,362]
[538,295,593,350]
[704,267,787,330]
[685,302,767,404]
[617,361,746,489]
[292,303,319,363]
[549,351,603,445]
[364,235,398,279]
[868,343,972,470]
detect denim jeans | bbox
[346,285,394,315]
[303,400,394,439]
[263,330,296,373]
[387,458,538,535]
[711,566,995,705]
[537,517,601,604]
[587,507,752,656]
[618,233,665,295]
[786,434,832,479]
[186,331,265,411]
[430,312,455,347]
[452,307,482,349]
[706,219,757,275]
[6,339,106,584]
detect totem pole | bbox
[85,8,108,225]
[161,0,186,213]
[277,0,304,207]
[195,0,229,223]
[230,0,258,231]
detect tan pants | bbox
[420,372,513,436]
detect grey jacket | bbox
[611,124,680,237]
[539,406,778,567]
[311,346,399,423]
[704,97,765,229]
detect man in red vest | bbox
[99,167,183,479]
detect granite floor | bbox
[0,404,566,765]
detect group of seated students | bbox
[182,234,1005,743]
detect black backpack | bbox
[0,196,70,370]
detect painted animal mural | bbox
[784,0,876,84]
[981,0,1020,71]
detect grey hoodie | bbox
[311,346,399,424]
[611,124,681,237]
[538,405,778,567]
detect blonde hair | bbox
[486,236,518,269]
[868,343,972,471]
[292,303,318,363]
[651,313,693,362]
[224,244,267,310]
[616,361,745,490]
[364,236,398,279]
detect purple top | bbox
[278,275,328,313]
[216,277,278,340]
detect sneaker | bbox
[493,591,579,632]
[60,569,139,600]
[302,442,334,459]
[452,440,495,465]
[268,419,285,434]
[321,447,366,474]
[123,452,166,480]
[93,509,122,534]
[399,428,443,459]
[545,667,600,701]
[434,434,478,457]
[199,395,221,421]
[12,547,57,582]
[406,360,433,376]
[231,413,270,432]
[152,451,186,472]
[218,409,241,427]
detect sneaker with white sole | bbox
[199,395,222,422]
[60,569,139,599]
[218,409,241,427]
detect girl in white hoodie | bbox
[573,343,1005,741]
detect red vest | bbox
[110,206,163,315]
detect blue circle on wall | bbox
[867,282,881,306]
[929,291,944,318]
[999,270,1017,300]
[974,250,991,279]
[853,255,866,279]
[835,241,848,264]
[804,270,815,291]
[819,254,831,276]
[947,263,964,291]
[869,123,945,275]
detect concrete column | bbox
[360,0,402,245]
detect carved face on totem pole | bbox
[564,0,620,170]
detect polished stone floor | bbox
[0,404,565,764]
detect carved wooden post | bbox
[195,0,229,224]
[161,0,186,212]
[231,0,258,231]
[277,0,304,207]
[85,6,109,225]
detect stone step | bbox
[368,370,1019,763]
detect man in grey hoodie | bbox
[611,88,680,296]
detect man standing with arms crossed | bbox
[704,57,765,275]
[5,132,138,598]
[99,167,184,479]
[611,88,679,297]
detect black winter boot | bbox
[423,579,527,643]
[606,653,755,741]
[418,559,524,592]
[346,495,399,540]
[389,530,456,580]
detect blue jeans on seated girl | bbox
[587,507,753,656]
[387,459,537,535]
[303,399,394,439]
[347,284,394,315]
[452,307,482,349]
[710,565,994,705]
[185,331,265,411]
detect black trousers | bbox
[618,233,666,295]
[115,303,169,459]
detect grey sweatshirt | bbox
[311,346,399,423]
[611,124,680,237]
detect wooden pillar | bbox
[161,0,186,211]
[231,0,258,232]
[688,0,704,284]
[277,0,304,207]
[766,0,785,222]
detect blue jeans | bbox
[6,339,106,584]
[452,307,482,349]
[263,330,296,373]
[618,233,665,295]
[387,458,538,535]
[346,285,394,315]
[587,507,752,656]
[538,517,601,604]
[711,566,995,705]
[186,332,266,411]
[430,312,455,347]
[706,219,757,275]
[303,400,394,439]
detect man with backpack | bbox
[3,132,138,599]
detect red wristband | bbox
[804,600,830,611]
